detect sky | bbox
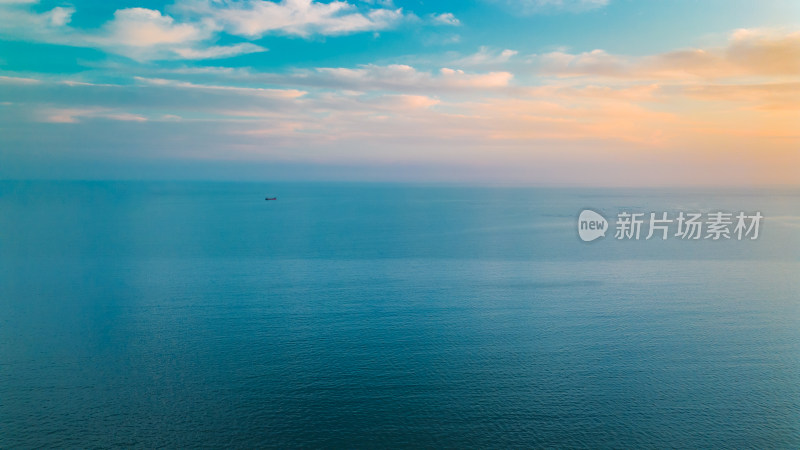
[0,0,798,185]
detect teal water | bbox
[1,181,799,447]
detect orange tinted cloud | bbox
[535,28,800,79]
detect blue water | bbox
[1,181,799,447]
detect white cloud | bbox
[172,0,407,38]
[536,49,628,77]
[102,8,208,47]
[0,4,267,61]
[488,0,609,14]
[171,43,266,59]
[453,46,518,67]
[0,0,451,60]
[429,13,460,26]
[88,7,269,61]
[45,6,74,26]
[0,0,460,60]
[127,62,514,93]
[303,64,513,92]
[134,76,307,99]
[0,3,76,42]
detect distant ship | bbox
[265,197,277,201]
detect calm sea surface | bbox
[1,181,799,447]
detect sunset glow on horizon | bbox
[1,0,798,186]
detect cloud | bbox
[45,6,74,26]
[0,75,42,84]
[0,3,267,61]
[85,8,246,61]
[93,62,513,95]
[170,43,266,59]
[0,75,309,118]
[385,94,440,109]
[489,0,609,15]
[452,46,518,67]
[0,0,450,60]
[535,49,629,77]
[300,64,513,92]
[533,28,800,79]
[429,13,460,26]
[101,8,209,46]
[725,28,800,76]
[134,76,307,99]
[0,0,458,61]
[438,68,512,88]
[3,62,798,185]
[0,3,76,42]
[90,7,269,60]
[172,0,407,38]
[2,23,799,185]
[678,82,800,111]
[38,107,148,124]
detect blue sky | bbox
[1,0,798,184]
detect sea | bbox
[1,181,798,448]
